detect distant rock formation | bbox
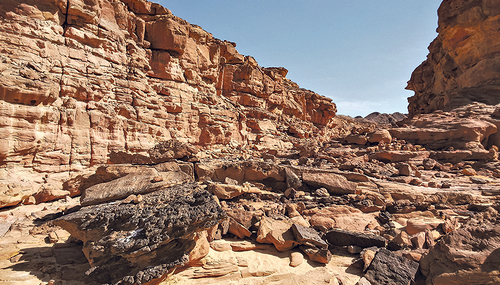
[406,0,500,117]
[363,112,407,125]
[0,0,336,208]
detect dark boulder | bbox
[54,183,226,285]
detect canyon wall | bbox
[407,0,500,117]
[0,0,337,207]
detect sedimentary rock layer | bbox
[407,0,500,116]
[0,0,336,208]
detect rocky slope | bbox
[1,0,500,285]
[0,0,336,208]
[407,0,500,117]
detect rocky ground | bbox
[1,103,500,284]
[1,0,500,284]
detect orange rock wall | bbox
[407,0,500,117]
[0,0,336,207]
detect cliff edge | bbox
[407,0,500,117]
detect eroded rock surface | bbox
[420,219,500,284]
[54,183,225,285]
[407,0,500,116]
[0,0,336,209]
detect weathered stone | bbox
[291,224,328,249]
[289,251,304,267]
[304,205,379,232]
[405,217,444,235]
[285,168,303,189]
[367,129,392,144]
[325,228,386,248]
[210,241,232,252]
[362,249,376,271]
[256,216,298,251]
[420,220,500,284]
[54,183,226,285]
[364,248,419,285]
[302,172,357,195]
[228,218,251,239]
[148,140,198,163]
[80,169,192,206]
[230,241,273,251]
[219,184,266,200]
[299,245,332,264]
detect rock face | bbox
[391,102,500,150]
[54,182,226,285]
[420,220,500,285]
[0,0,336,208]
[407,0,500,117]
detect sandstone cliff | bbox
[0,0,336,208]
[407,0,500,117]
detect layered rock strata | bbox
[407,0,500,116]
[0,0,336,208]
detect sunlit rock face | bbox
[406,0,500,117]
[0,0,336,208]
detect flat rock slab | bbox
[302,172,357,195]
[325,228,386,248]
[364,248,419,285]
[81,169,192,206]
[292,224,328,249]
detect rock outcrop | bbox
[407,0,500,116]
[0,0,336,208]
[420,219,500,284]
[362,112,407,125]
[54,182,225,285]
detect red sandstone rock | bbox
[0,0,336,208]
[407,0,500,117]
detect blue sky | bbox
[157,1,442,117]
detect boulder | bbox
[302,172,357,195]
[325,228,386,248]
[420,220,500,284]
[367,129,392,144]
[405,217,444,235]
[54,183,226,285]
[256,216,298,251]
[364,248,419,285]
[148,139,198,163]
[304,205,379,232]
[207,183,263,200]
[80,169,192,206]
[300,245,332,264]
[291,224,328,249]
[228,218,251,239]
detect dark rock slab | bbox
[292,224,328,249]
[55,182,226,285]
[364,248,419,285]
[325,228,386,248]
